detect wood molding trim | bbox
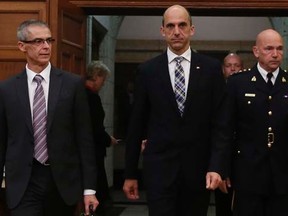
[70,0,288,9]
[69,0,288,15]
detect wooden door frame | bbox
[70,0,288,16]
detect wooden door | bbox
[0,0,86,81]
[52,0,87,76]
[0,2,47,80]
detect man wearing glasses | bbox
[0,19,98,216]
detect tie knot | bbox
[267,73,273,79]
[174,56,184,64]
[34,75,43,85]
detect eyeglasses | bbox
[21,38,55,46]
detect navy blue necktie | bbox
[267,73,273,89]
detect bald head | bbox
[160,4,194,55]
[222,53,243,78]
[255,29,283,46]
[162,5,192,26]
[253,29,283,72]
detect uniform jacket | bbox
[0,67,97,208]
[125,50,227,191]
[224,65,288,195]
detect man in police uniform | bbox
[222,53,243,79]
[221,29,288,215]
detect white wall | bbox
[117,16,272,41]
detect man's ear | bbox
[252,46,259,58]
[18,41,26,53]
[160,26,165,37]
[190,25,195,36]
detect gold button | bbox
[268,143,272,148]
[268,111,272,115]
[268,96,272,100]
[237,150,241,154]
[247,101,251,104]
[268,127,272,132]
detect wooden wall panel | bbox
[58,10,86,75]
[0,2,47,80]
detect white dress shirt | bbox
[167,47,191,100]
[257,62,279,84]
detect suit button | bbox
[268,96,272,100]
[268,143,272,148]
[268,127,272,132]
[268,111,272,115]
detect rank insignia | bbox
[251,76,256,82]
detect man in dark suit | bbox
[222,29,288,216]
[0,19,98,216]
[84,60,118,215]
[214,53,244,216]
[122,5,227,216]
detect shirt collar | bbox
[26,62,51,84]
[257,62,279,78]
[167,47,191,64]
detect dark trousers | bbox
[95,157,110,216]
[146,173,210,216]
[147,187,210,216]
[233,190,288,216]
[214,188,233,216]
[10,159,76,216]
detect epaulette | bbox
[230,68,251,76]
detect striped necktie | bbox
[174,56,186,116]
[33,75,48,164]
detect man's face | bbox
[160,7,194,55]
[18,25,52,71]
[222,56,243,78]
[86,74,106,93]
[253,32,283,72]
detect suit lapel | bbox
[16,71,33,135]
[157,53,181,116]
[183,52,202,116]
[47,67,62,132]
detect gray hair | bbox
[17,19,49,41]
[86,60,110,80]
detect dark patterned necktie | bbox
[33,75,48,164]
[174,56,185,116]
[267,73,273,89]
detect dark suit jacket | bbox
[125,50,227,191]
[224,65,288,195]
[0,67,97,208]
[86,89,111,159]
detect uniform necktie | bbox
[174,56,186,116]
[33,75,48,164]
[267,73,273,89]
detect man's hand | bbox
[218,178,231,193]
[206,172,222,190]
[83,194,99,215]
[123,179,140,200]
